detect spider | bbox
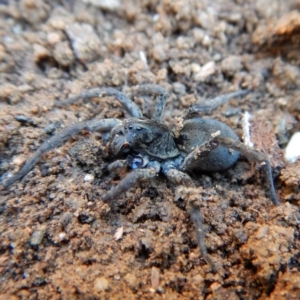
[2,84,279,271]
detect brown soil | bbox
[0,1,300,299]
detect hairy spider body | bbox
[2,84,280,271]
[121,117,237,178]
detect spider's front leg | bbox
[107,159,128,173]
[55,87,143,118]
[2,118,121,187]
[102,162,160,202]
[165,169,195,187]
[132,84,168,121]
[183,90,250,119]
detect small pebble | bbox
[84,174,94,182]
[210,282,222,291]
[60,212,72,228]
[33,44,51,63]
[65,23,101,63]
[194,61,216,82]
[223,107,241,117]
[202,35,211,47]
[151,267,160,289]
[124,273,138,290]
[58,232,67,242]
[191,63,201,73]
[12,155,26,166]
[221,55,242,77]
[47,32,61,45]
[15,115,36,126]
[94,277,109,292]
[30,230,45,246]
[173,82,186,95]
[82,0,121,10]
[114,227,123,240]
[17,84,34,93]
[44,123,56,134]
[243,111,254,148]
[30,106,39,114]
[285,132,300,163]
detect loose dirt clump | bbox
[0,0,300,299]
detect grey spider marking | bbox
[1,84,280,272]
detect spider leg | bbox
[175,186,216,272]
[181,138,219,171]
[183,90,250,119]
[2,118,121,187]
[107,159,127,173]
[165,169,195,187]
[213,136,280,205]
[190,202,216,272]
[55,87,143,118]
[132,84,168,121]
[102,167,159,202]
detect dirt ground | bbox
[0,0,300,299]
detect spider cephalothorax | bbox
[2,84,280,271]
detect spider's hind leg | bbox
[181,138,219,172]
[213,136,280,205]
[180,134,279,205]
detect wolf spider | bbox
[2,84,279,271]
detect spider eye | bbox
[189,111,198,118]
[131,156,144,169]
[128,125,142,131]
[121,143,130,152]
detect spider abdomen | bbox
[178,117,240,171]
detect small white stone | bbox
[58,232,67,241]
[191,63,201,73]
[84,174,95,182]
[94,277,109,292]
[202,35,211,46]
[30,230,45,246]
[243,111,254,148]
[152,14,159,22]
[285,132,300,163]
[114,227,124,240]
[47,32,61,45]
[139,51,148,68]
[12,155,26,166]
[194,61,216,82]
[82,0,120,10]
[114,274,120,280]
